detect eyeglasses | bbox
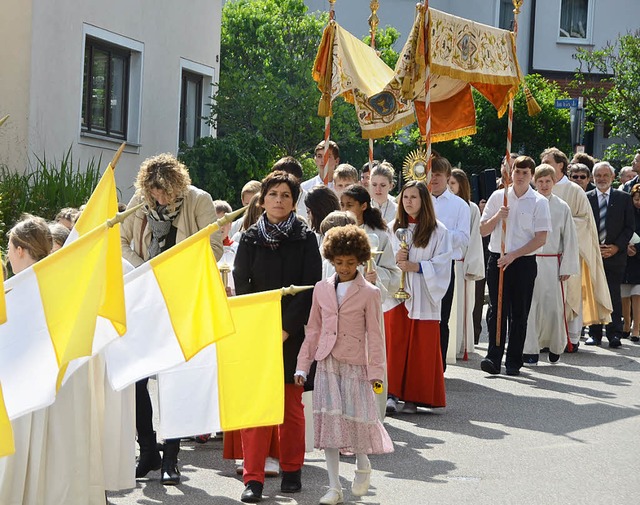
[572,174,588,180]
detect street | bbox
[108,340,640,505]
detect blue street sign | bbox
[555,98,579,109]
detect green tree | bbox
[211,0,334,157]
[572,30,640,165]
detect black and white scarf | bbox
[146,198,183,258]
[256,212,296,250]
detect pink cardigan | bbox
[296,272,385,382]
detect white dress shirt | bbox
[300,174,334,192]
[431,188,470,261]
[482,185,552,254]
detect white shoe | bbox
[351,467,371,496]
[235,459,243,475]
[401,401,417,414]
[319,487,344,504]
[264,456,280,477]
[386,397,398,414]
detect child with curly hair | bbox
[295,225,393,505]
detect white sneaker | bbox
[264,456,280,477]
[386,397,398,414]
[319,487,344,504]
[235,459,243,475]
[401,401,417,414]
[351,467,371,496]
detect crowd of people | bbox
[1,142,638,505]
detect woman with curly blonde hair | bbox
[120,152,223,485]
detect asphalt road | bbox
[107,339,640,505]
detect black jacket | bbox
[624,207,640,285]
[233,217,322,384]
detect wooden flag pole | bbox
[367,1,380,169]
[496,0,523,347]
[322,0,338,185]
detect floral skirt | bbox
[313,355,393,454]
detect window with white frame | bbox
[80,25,143,145]
[178,59,214,148]
[180,71,203,147]
[559,0,590,39]
[82,38,129,138]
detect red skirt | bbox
[384,304,446,407]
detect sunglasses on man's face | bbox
[572,174,588,180]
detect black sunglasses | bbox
[572,174,588,180]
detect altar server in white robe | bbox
[447,169,485,360]
[541,147,612,351]
[524,164,580,363]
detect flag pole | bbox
[281,285,314,297]
[322,0,338,185]
[367,1,380,170]
[108,142,127,170]
[423,0,432,175]
[496,0,523,347]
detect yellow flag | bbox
[149,224,234,360]
[0,254,6,325]
[216,290,284,431]
[73,164,126,336]
[0,382,15,457]
[33,223,109,390]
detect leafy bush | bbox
[0,147,101,249]
[178,132,279,208]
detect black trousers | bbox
[439,261,456,371]
[588,263,624,341]
[486,253,537,371]
[136,378,180,453]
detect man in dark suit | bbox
[586,161,635,347]
[621,151,640,192]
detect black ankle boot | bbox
[241,480,263,503]
[280,469,302,493]
[135,431,161,478]
[160,439,181,485]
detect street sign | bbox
[555,98,579,109]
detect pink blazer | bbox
[297,272,385,381]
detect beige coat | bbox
[120,185,223,266]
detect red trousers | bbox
[241,384,305,484]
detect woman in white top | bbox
[369,162,398,225]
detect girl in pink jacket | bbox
[295,225,393,505]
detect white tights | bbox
[324,449,370,489]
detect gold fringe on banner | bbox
[313,22,337,117]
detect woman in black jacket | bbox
[233,170,322,503]
[621,183,640,342]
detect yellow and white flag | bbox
[67,160,126,335]
[0,382,14,458]
[103,223,234,391]
[156,289,284,439]
[0,221,114,419]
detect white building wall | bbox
[0,0,34,174]
[1,0,221,200]
[531,0,640,74]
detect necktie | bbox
[598,193,607,244]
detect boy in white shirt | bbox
[480,156,551,376]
